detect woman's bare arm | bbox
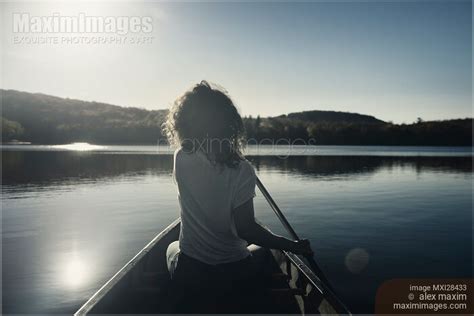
[234,199,312,255]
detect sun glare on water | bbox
[51,142,105,151]
[61,257,89,288]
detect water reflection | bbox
[2,151,173,188]
[2,152,471,187]
[249,155,472,176]
[61,254,89,288]
[50,142,107,151]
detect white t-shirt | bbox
[173,148,256,265]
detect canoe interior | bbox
[75,219,348,315]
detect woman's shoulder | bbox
[173,147,193,172]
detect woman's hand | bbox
[291,239,314,256]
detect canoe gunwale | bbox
[74,218,181,316]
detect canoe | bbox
[75,218,351,315]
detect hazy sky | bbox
[1,1,472,123]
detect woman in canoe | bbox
[162,81,312,312]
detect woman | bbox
[163,81,312,313]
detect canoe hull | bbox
[75,219,350,315]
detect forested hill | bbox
[282,110,384,124]
[1,89,472,146]
[1,89,167,144]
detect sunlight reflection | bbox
[61,256,89,288]
[51,142,106,151]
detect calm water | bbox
[1,145,472,314]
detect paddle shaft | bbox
[255,176,336,294]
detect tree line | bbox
[1,89,472,146]
[243,115,472,146]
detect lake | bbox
[1,145,472,313]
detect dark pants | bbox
[167,252,266,314]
